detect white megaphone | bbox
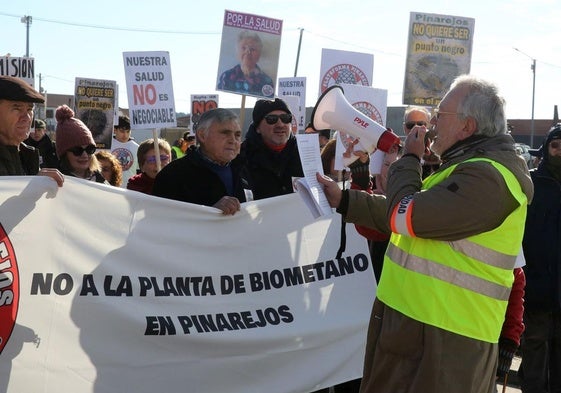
[311,85,400,166]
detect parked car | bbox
[515,143,534,169]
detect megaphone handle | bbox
[335,169,347,259]
[377,130,401,153]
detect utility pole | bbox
[514,48,536,147]
[294,28,304,77]
[37,73,45,120]
[21,15,32,57]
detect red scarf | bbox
[264,141,287,152]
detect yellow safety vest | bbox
[171,146,185,160]
[377,158,528,343]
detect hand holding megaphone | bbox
[403,125,429,160]
[311,85,401,166]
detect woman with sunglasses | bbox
[237,98,304,200]
[55,105,106,183]
[127,138,171,195]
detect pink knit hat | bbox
[55,105,95,157]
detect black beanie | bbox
[541,123,561,165]
[252,98,291,125]
[544,123,561,148]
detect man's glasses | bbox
[404,121,427,130]
[550,141,561,149]
[432,108,458,120]
[264,114,292,125]
[69,145,96,156]
[145,154,170,164]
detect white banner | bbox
[0,177,376,393]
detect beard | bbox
[546,154,561,181]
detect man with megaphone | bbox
[316,75,533,393]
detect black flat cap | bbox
[0,76,45,103]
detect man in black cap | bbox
[24,119,59,169]
[236,97,303,200]
[0,76,63,185]
[519,123,561,392]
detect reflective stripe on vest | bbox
[377,158,528,343]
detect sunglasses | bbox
[264,113,292,125]
[145,154,170,164]
[432,107,458,120]
[405,121,427,130]
[550,141,561,149]
[69,145,96,156]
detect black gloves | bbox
[497,337,518,379]
[348,158,371,190]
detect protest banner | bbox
[0,177,376,393]
[74,77,117,149]
[403,11,475,107]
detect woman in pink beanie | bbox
[55,105,107,183]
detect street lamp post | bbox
[294,28,304,77]
[514,47,536,147]
[20,15,32,57]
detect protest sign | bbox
[216,10,282,98]
[403,11,475,107]
[319,49,373,96]
[74,77,117,149]
[123,51,177,130]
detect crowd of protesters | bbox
[3,72,561,393]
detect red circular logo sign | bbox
[321,64,370,92]
[0,224,19,354]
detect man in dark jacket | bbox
[236,98,304,200]
[519,123,561,393]
[0,76,63,186]
[152,108,250,215]
[24,119,59,168]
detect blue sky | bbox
[1,0,560,121]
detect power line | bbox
[0,12,220,35]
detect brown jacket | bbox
[345,134,534,393]
[346,134,533,241]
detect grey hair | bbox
[195,108,240,137]
[237,30,263,48]
[450,75,507,137]
[403,105,431,121]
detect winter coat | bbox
[522,161,561,311]
[236,124,304,200]
[0,143,39,176]
[127,172,155,195]
[354,133,533,393]
[152,147,250,205]
[23,134,59,168]
[345,134,534,241]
